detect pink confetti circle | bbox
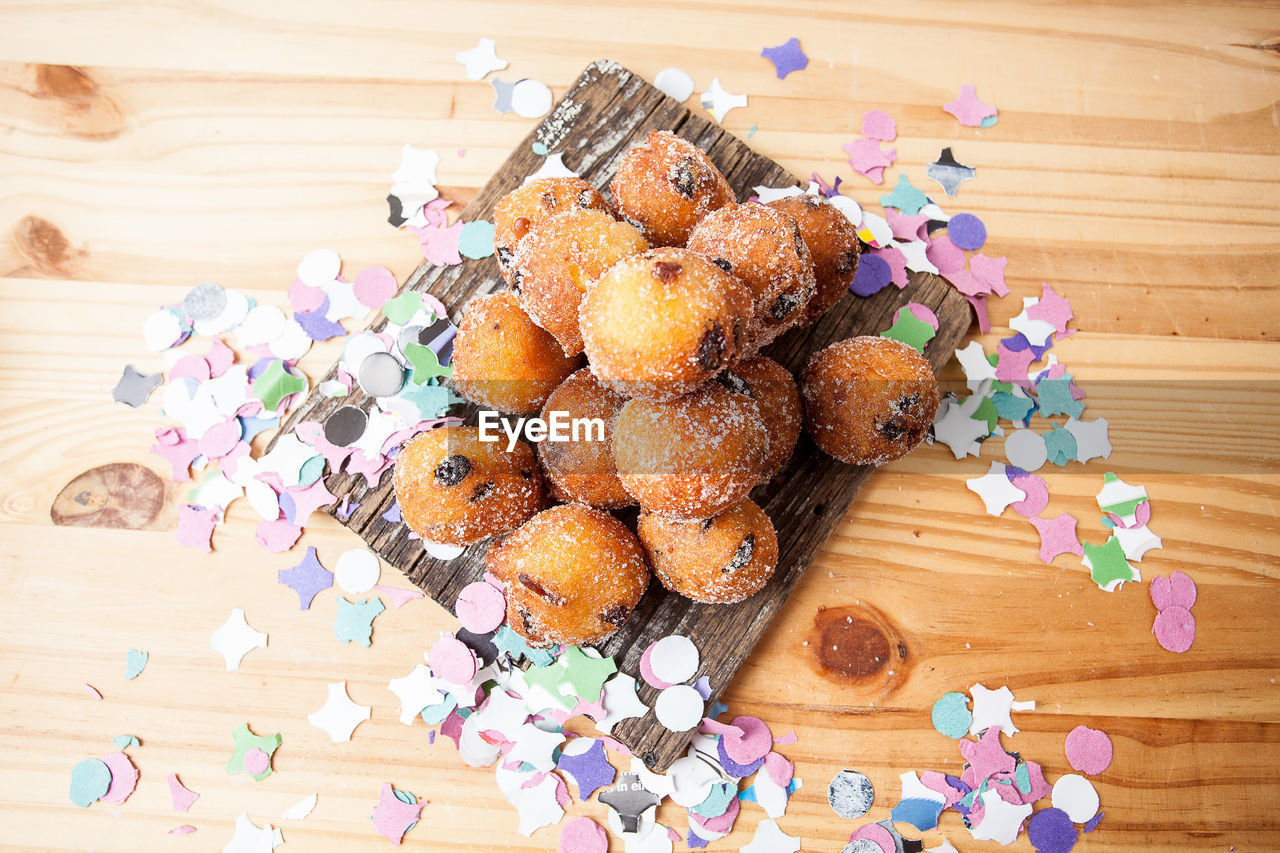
[198,418,242,460]
[98,751,138,804]
[169,355,211,382]
[763,751,794,787]
[1010,472,1049,517]
[456,581,507,634]
[288,278,326,313]
[558,816,607,853]
[925,235,965,275]
[723,715,773,765]
[639,642,677,690]
[1153,605,1196,653]
[1064,725,1113,775]
[1150,570,1197,612]
[850,822,896,853]
[429,634,479,684]
[353,266,398,310]
[902,302,940,331]
[243,748,269,776]
[691,795,739,834]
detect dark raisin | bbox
[433,454,472,486]
[653,261,682,283]
[496,245,514,269]
[836,248,858,274]
[577,189,595,208]
[697,323,726,370]
[600,604,631,626]
[469,480,495,502]
[878,419,906,441]
[899,392,921,411]
[770,292,800,320]
[517,605,535,633]
[792,224,806,256]
[540,191,557,210]
[716,370,752,398]
[711,257,733,274]
[725,534,755,572]
[509,266,524,292]
[669,157,697,198]
[517,572,565,606]
[519,469,533,480]
[700,517,715,530]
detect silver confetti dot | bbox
[828,768,875,819]
[181,281,227,321]
[357,351,405,397]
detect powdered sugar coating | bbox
[511,208,648,355]
[537,368,633,509]
[610,130,735,247]
[613,383,767,520]
[730,355,802,482]
[579,249,752,401]
[686,202,816,350]
[492,177,610,279]
[486,503,650,646]
[801,336,940,466]
[450,290,582,415]
[638,499,779,603]
[767,195,861,326]
[392,426,543,546]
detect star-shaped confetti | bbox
[881,310,935,353]
[969,683,1033,736]
[1065,416,1111,463]
[700,78,748,123]
[334,597,385,646]
[558,646,617,704]
[760,37,808,79]
[741,818,801,853]
[1082,537,1139,591]
[1028,513,1084,563]
[388,664,445,725]
[112,364,162,408]
[557,737,616,800]
[594,673,649,734]
[943,84,998,127]
[277,546,333,610]
[509,771,564,836]
[933,398,991,459]
[226,723,281,780]
[926,146,977,196]
[598,772,661,834]
[1011,298,1058,347]
[308,681,371,743]
[404,343,452,385]
[251,359,307,413]
[880,173,929,216]
[455,37,507,81]
[966,463,1026,516]
[210,608,267,671]
[222,813,283,853]
[1028,282,1074,333]
[370,783,425,845]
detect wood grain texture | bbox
[1,1,1279,850]
[272,60,973,771]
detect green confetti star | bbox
[252,359,307,412]
[880,311,935,353]
[521,659,575,711]
[1035,377,1084,418]
[1083,537,1135,591]
[557,645,617,704]
[382,291,424,325]
[879,173,929,216]
[404,343,453,385]
[226,722,282,781]
[334,597,385,647]
[492,626,555,666]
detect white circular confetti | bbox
[648,635,699,685]
[142,308,185,352]
[424,540,465,560]
[1051,773,1099,823]
[511,79,553,118]
[268,318,314,361]
[236,305,287,347]
[334,548,380,594]
[828,194,863,227]
[1005,428,1048,472]
[297,248,341,287]
[654,684,703,732]
[194,287,250,337]
[654,67,695,102]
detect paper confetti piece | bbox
[223,813,283,853]
[970,788,1032,845]
[308,681,371,743]
[281,793,317,820]
[966,463,1026,516]
[511,79,554,119]
[828,769,874,819]
[557,737,616,800]
[210,608,267,671]
[761,37,808,79]
[1028,282,1074,333]
[99,751,138,804]
[1150,571,1196,611]
[1051,774,1100,823]
[861,110,896,141]
[1064,725,1113,776]
[112,364,163,408]
[880,174,929,216]
[1065,417,1111,463]
[926,147,976,196]
[124,648,148,680]
[169,773,199,812]
[842,137,895,184]
[969,683,1032,736]
[113,735,139,749]
[458,220,496,259]
[371,782,425,844]
[1082,537,1139,591]
[69,758,112,807]
[1029,513,1084,563]
[1027,806,1079,853]
[335,548,381,594]
[176,504,218,552]
[881,308,935,352]
[1153,605,1196,653]
[559,816,608,853]
[226,723,281,781]
[700,78,748,123]
[335,597,385,646]
[931,692,972,739]
[455,37,507,80]
[943,84,998,127]
[742,818,801,853]
[947,212,987,251]
[170,825,196,835]
[654,68,695,102]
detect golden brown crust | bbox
[492,178,611,282]
[767,195,861,326]
[537,368,633,509]
[638,499,779,604]
[486,503,650,646]
[728,355,802,482]
[801,336,940,465]
[449,290,582,415]
[392,427,543,546]
[610,130,735,247]
[510,208,648,356]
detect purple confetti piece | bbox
[427,730,435,745]
[760,37,808,79]
[947,212,987,251]
[336,499,360,521]
[692,675,712,700]
[276,545,333,610]
[278,492,298,525]
[247,357,275,380]
[1083,812,1104,833]
[295,297,349,342]
[382,501,402,523]
[1027,806,1079,853]
[850,253,892,296]
[716,736,765,777]
[556,739,616,800]
[687,830,710,849]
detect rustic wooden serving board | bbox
[275,59,972,772]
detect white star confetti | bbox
[969,683,1033,736]
[387,664,444,725]
[307,681,371,743]
[1066,416,1112,464]
[595,673,648,734]
[741,818,801,853]
[222,813,283,853]
[966,462,1026,516]
[968,789,1031,846]
[523,152,579,185]
[933,397,990,460]
[210,608,267,672]
[700,78,747,123]
[954,341,997,393]
[455,37,507,81]
[1009,296,1057,346]
[897,238,939,274]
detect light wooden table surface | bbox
[2,2,1278,851]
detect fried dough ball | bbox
[392,426,543,546]
[492,177,611,281]
[767,195,861,326]
[801,336,940,465]
[580,248,752,401]
[610,130,735,247]
[449,291,582,415]
[486,503,650,647]
[612,383,767,520]
[724,355,802,482]
[510,208,648,356]
[637,499,779,604]
[686,202,816,349]
[537,368,633,509]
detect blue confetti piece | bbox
[124,649,148,680]
[531,141,549,156]
[458,220,495,260]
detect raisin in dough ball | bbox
[612,382,767,520]
[537,368,633,509]
[510,208,648,356]
[767,195,861,326]
[449,290,582,415]
[801,336,940,465]
[486,503,650,647]
[725,355,802,482]
[492,177,611,281]
[580,248,752,402]
[686,202,816,350]
[638,499,779,604]
[392,426,543,546]
[610,130,735,247]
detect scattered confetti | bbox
[559,816,609,853]
[455,37,507,81]
[124,648,148,680]
[1152,605,1196,653]
[966,462,1027,516]
[970,788,1032,845]
[880,174,929,216]
[277,546,333,610]
[388,664,444,724]
[456,581,506,634]
[761,37,808,79]
[69,757,112,807]
[169,773,199,812]
[210,608,268,671]
[1150,571,1196,611]
[512,79,554,119]
[1029,513,1084,563]
[1082,537,1139,592]
[491,77,517,114]
[700,78,748,123]
[943,84,998,127]
[655,684,704,732]
[308,681,372,743]
[371,782,425,845]
[1051,774,1100,823]
[1027,806,1079,853]
[558,737,616,799]
[860,110,896,141]
[926,147,976,196]
[222,813,283,853]
[741,818,801,853]
[335,596,385,646]
[654,67,695,102]
[281,793,318,820]
[1065,725,1113,775]
[828,769,874,819]
[226,723,281,781]
[932,692,972,739]
[112,364,162,408]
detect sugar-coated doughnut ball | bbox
[486,503,650,646]
[610,130,735,247]
[767,195,861,326]
[686,202,816,350]
[637,499,779,604]
[613,382,767,520]
[580,248,752,401]
[801,336,940,465]
[510,208,647,356]
[492,177,611,281]
[537,368,633,509]
[449,290,582,415]
[725,355,802,482]
[392,426,543,546]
